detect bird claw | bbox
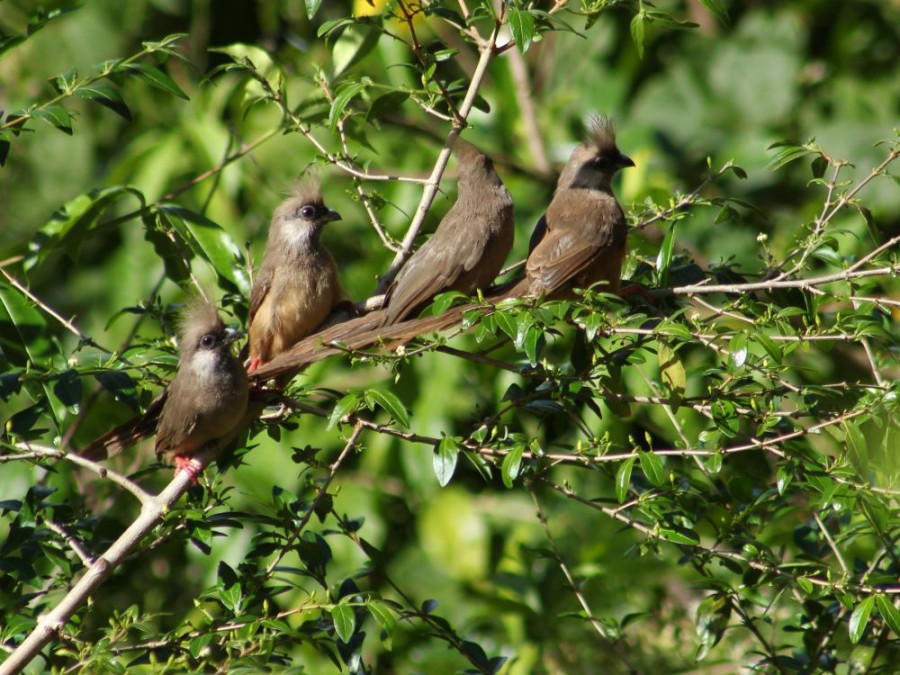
[246,357,261,373]
[618,283,655,305]
[174,456,203,484]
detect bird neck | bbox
[279,224,322,253]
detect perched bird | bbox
[381,140,515,325]
[247,180,350,370]
[525,115,634,299]
[81,297,249,481]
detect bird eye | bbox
[200,334,216,348]
[299,205,317,219]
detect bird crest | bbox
[287,173,324,206]
[584,114,618,155]
[179,295,224,350]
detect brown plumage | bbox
[381,140,514,325]
[80,297,249,480]
[247,179,349,369]
[525,115,633,298]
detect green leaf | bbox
[430,290,466,317]
[639,450,665,487]
[698,0,729,25]
[367,600,396,635]
[875,594,900,636]
[216,562,243,614]
[0,7,78,58]
[121,63,189,100]
[811,155,828,179]
[328,393,361,429]
[843,420,868,476]
[849,596,874,644]
[331,603,355,643]
[501,445,523,489]
[328,80,369,130]
[710,400,739,437]
[494,310,516,341]
[523,326,542,365]
[0,282,58,367]
[144,212,191,283]
[433,436,459,487]
[658,525,700,546]
[74,83,132,120]
[630,13,645,59]
[728,333,748,369]
[365,389,410,428]
[31,105,73,134]
[52,369,82,410]
[615,456,636,503]
[508,8,535,54]
[25,186,146,271]
[657,343,685,405]
[306,0,323,19]
[366,90,409,122]
[158,204,250,294]
[656,223,678,287]
[696,594,730,661]
[332,26,380,78]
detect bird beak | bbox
[223,326,243,345]
[324,208,342,223]
[618,153,635,168]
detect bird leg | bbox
[174,455,203,484]
[617,283,656,305]
[246,357,261,373]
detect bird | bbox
[524,115,634,299]
[247,179,350,370]
[80,296,249,481]
[381,139,515,325]
[250,119,636,383]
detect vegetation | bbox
[1,1,899,672]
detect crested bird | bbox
[381,140,515,325]
[525,115,634,299]
[247,179,350,370]
[81,296,249,482]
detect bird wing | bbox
[78,388,168,460]
[525,227,603,297]
[384,210,483,323]
[153,376,200,459]
[248,261,274,324]
[526,191,621,297]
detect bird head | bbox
[559,115,634,191]
[178,296,239,372]
[453,137,504,189]
[271,177,342,246]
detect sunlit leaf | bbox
[433,436,459,487]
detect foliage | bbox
[2,0,900,673]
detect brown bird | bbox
[525,115,633,299]
[81,297,249,481]
[381,140,515,325]
[247,180,350,370]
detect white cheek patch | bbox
[285,222,315,250]
[190,348,219,380]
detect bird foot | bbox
[246,357,261,373]
[618,283,655,305]
[174,456,203,484]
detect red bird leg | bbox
[247,357,261,373]
[618,283,655,304]
[174,455,203,484]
